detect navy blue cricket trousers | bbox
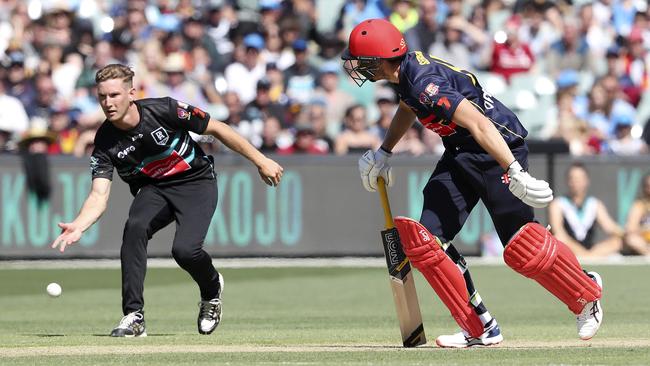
[420,143,534,246]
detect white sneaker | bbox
[577,271,603,340]
[198,273,224,335]
[435,319,503,348]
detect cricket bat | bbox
[377,177,426,347]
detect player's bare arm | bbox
[204,119,283,186]
[51,177,112,252]
[452,99,553,208]
[451,99,516,169]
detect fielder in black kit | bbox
[51,64,284,337]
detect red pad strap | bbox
[504,222,602,314]
[395,216,484,338]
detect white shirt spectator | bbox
[0,93,29,141]
[225,62,266,104]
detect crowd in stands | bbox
[1,0,650,156]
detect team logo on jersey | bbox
[419,92,432,106]
[151,127,169,146]
[177,107,191,120]
[425,83,439,96]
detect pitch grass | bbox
[0,265,649,365]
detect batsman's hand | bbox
[51,222,83,253]
[507,161,553,208]
[359,148,393,192]
[257,157,284,186]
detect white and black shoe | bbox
[435,319,503,348]
[577,271,603,340]
[198,273,224,335]
[110,311,146,337]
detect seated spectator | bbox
[392,124,427,156]
[277,125,328,155]
[334,104,380,155]
[389,0,419,33]
[403,0,439,54]
[284,39,318,105]
[429,20,471,71]
[146,52,208,108]
[624,174,650,255]
[607,114,647,155]
[548,163,625,257]
[225,33,266,104]
[370,86,398,140]
[260,116,282,153]
[489,16,535,82]
[0,80,29,152]
[312,61,355,139]
[546,20,595,76]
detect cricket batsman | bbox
[342,19,603,347]
[50,64,283,337]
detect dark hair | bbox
[344,104,364,119]
[567,162,588,177]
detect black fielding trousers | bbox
[121,178,220,315]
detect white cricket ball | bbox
[46,283,62,297]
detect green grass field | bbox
[1,264,649,365]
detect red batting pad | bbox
[395,216,484,338]
[504,222,602,314]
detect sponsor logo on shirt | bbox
[117,145,136,159]
[131,133,143,141]
[151,127,169,146]
[141,150,191,178]
[419,92,432,106]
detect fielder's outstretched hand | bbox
[359,148,393,192]
[507,161,553,208]
[258,157,284,186]
[51,222,83,253]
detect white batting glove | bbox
[507,161,553,208]
[359,148,393,192]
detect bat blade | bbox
[381,227,426,347]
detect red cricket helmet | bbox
[342,19,408,87]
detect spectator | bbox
[312,61,355,139]
[205,0,235,71]
[284,39,318,105]
[277,125,328,155]
[403,0,439,54]
[429,21,472,71]
[243,78,286,138]
[147,52,208,108]
[306,100,334,151]
[3,51,36,108]
[25,73,58,120]
[607,114,647,155]
[519,1,561,62]
[182,12,222,73]
[392,124,427,156]
[0,80,29,152]
[620,27,650,106]
[548,163,625,257]
[624,174,650,256]
[334,104,380,155]
[259,116,282,153]
[389,0,419,33]
[546,20,595,76]
[489,16,535,82]
[370,86,398,140]
[225,33,266,104]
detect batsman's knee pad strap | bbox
[395,216,484,338]
[504,222,601,314]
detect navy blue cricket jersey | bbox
[395,51,527,152]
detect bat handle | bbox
[377,177,395,229]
